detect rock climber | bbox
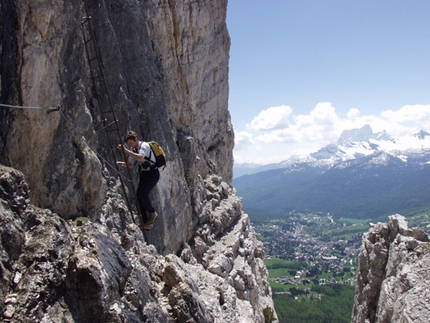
[116,130,159,230]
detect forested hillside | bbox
[234,151,430,219]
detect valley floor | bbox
[249,210,430,323]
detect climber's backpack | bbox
[146,141,166,169]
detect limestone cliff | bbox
[352,214,430,323]
[0,0,276,322]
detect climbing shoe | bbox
[138,223,153,231]
[147,212,158,225]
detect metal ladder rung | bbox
[84,37,94,44]
[95,124,116,133]
[94,121,120,136]
[94,120,113,132]
[121,177,133,183]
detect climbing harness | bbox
[81,0,148,242]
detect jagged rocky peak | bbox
[0,0,276,322]
[352,214,430,323]
[374,129,395,142]
[337,124,374,146]
[414,129,430,140]
[310,143,343,160]
[312,126,397,161]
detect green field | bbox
[273,285,356,323]
[266,258,355,323]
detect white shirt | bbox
[128,141,156,171]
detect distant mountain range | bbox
[233,125,430,220]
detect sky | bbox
[226,0,430,164]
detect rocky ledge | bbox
[352,214,430,323]
[0,166,276,322]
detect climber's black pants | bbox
[137,168,159,223]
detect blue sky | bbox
[227,1,430,164]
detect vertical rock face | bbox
[0,1,276,322]
[0,0,233,256]
[352,214,430,323]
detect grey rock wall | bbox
[352,214,430,323]
[0,0,276,322]
[1,0,232,256]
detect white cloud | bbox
[247,105,292,130]
[255,128,296,143]
[381,104,430,122]
[251,102,341,145]
[293,102,340,143]
[347,108,361,120]
[234,103,430,165]
[381,104,430,131]
[234,130,254,151]
[294,102,339,127]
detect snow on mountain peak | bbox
[374,130,395,142]
[234,125,430,178]
[337,124,373,146]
